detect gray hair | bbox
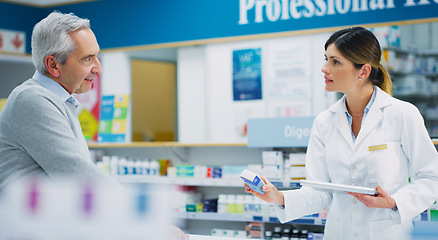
[31,11,90,74]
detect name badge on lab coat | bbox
[368,144,388,152]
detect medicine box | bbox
[176,165,194,177]
[222,165,246,179]
[290,166,306,179]
[262,151,283,181]
[262,151,283,165]
[240,169,265,194]
[289,153,306,165]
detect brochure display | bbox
[98,94,130,143]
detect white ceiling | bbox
[1,0,91,7]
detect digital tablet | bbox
[300,180,378,196]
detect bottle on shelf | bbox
[253,197,262,213]
[226,194,236,213]
[299,229,308,240]
[217,194,227,213]
[101,155,110,174]
[127,159,135,175]
[244,195,253,213]
[150,159,159,176]
[134,159,143,175]
[235,195,245,214]
[118,157,127,175]
[110,155,118,176]
[282,228,291,240]
[141,159,149,176]
[272,226,282,240]
[265,230,273,240]
[290,229,300,240]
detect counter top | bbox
[189,235,249,240]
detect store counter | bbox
[189,235,250,240]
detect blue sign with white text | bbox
[247,117,315,147]
[2,1,438,53]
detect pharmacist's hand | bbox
[346,185,396,209]
[244,175,285,206]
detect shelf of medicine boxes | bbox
[88,141,320,225]
[88,141,255,187]
[88,141,304,189]
[174,212,326,226]
[113,175,302,189]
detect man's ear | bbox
[359,64,372,80]
[45,55,60,78]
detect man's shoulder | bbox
[12,79,59,103]
[4,79,65,116]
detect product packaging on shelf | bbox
[262,151,284,183]
[222,165,247,179]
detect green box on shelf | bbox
[186,204,197,212]
[431,210,438,221]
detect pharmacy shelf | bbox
[189,235,248,240]
[117,176,302,189]
[384,47,419,55]
[117,176,244,187]
[0,53,32,63]
[175,212,326,225]
[88,141,247,148]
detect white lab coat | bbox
[274,87,438,240]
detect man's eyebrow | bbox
[82,54,96,60]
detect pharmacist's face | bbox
[321,43,361,93]
[56,28,102,94]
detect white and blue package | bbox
[240,169,265,194]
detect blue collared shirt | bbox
[32,71,79,109]
[344,86,377,142]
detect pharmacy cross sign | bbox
[0,29,25,53]
[11,33,23,50]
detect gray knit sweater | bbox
[0,77,121,190]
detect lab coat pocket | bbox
[369,219,404,240]
[367,142,402,190]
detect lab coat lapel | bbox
[355,87,391,145]
[330,97,354,149]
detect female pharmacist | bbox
[245,27,438,240]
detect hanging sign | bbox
[247,116,315,147]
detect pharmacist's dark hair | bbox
[325,26,392,95]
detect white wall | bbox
[177,32,338,143]
[177,46,207,143]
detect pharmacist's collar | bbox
[33,71,79,108]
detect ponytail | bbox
[375,64,393,96]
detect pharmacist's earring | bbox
[359,78,362,81]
